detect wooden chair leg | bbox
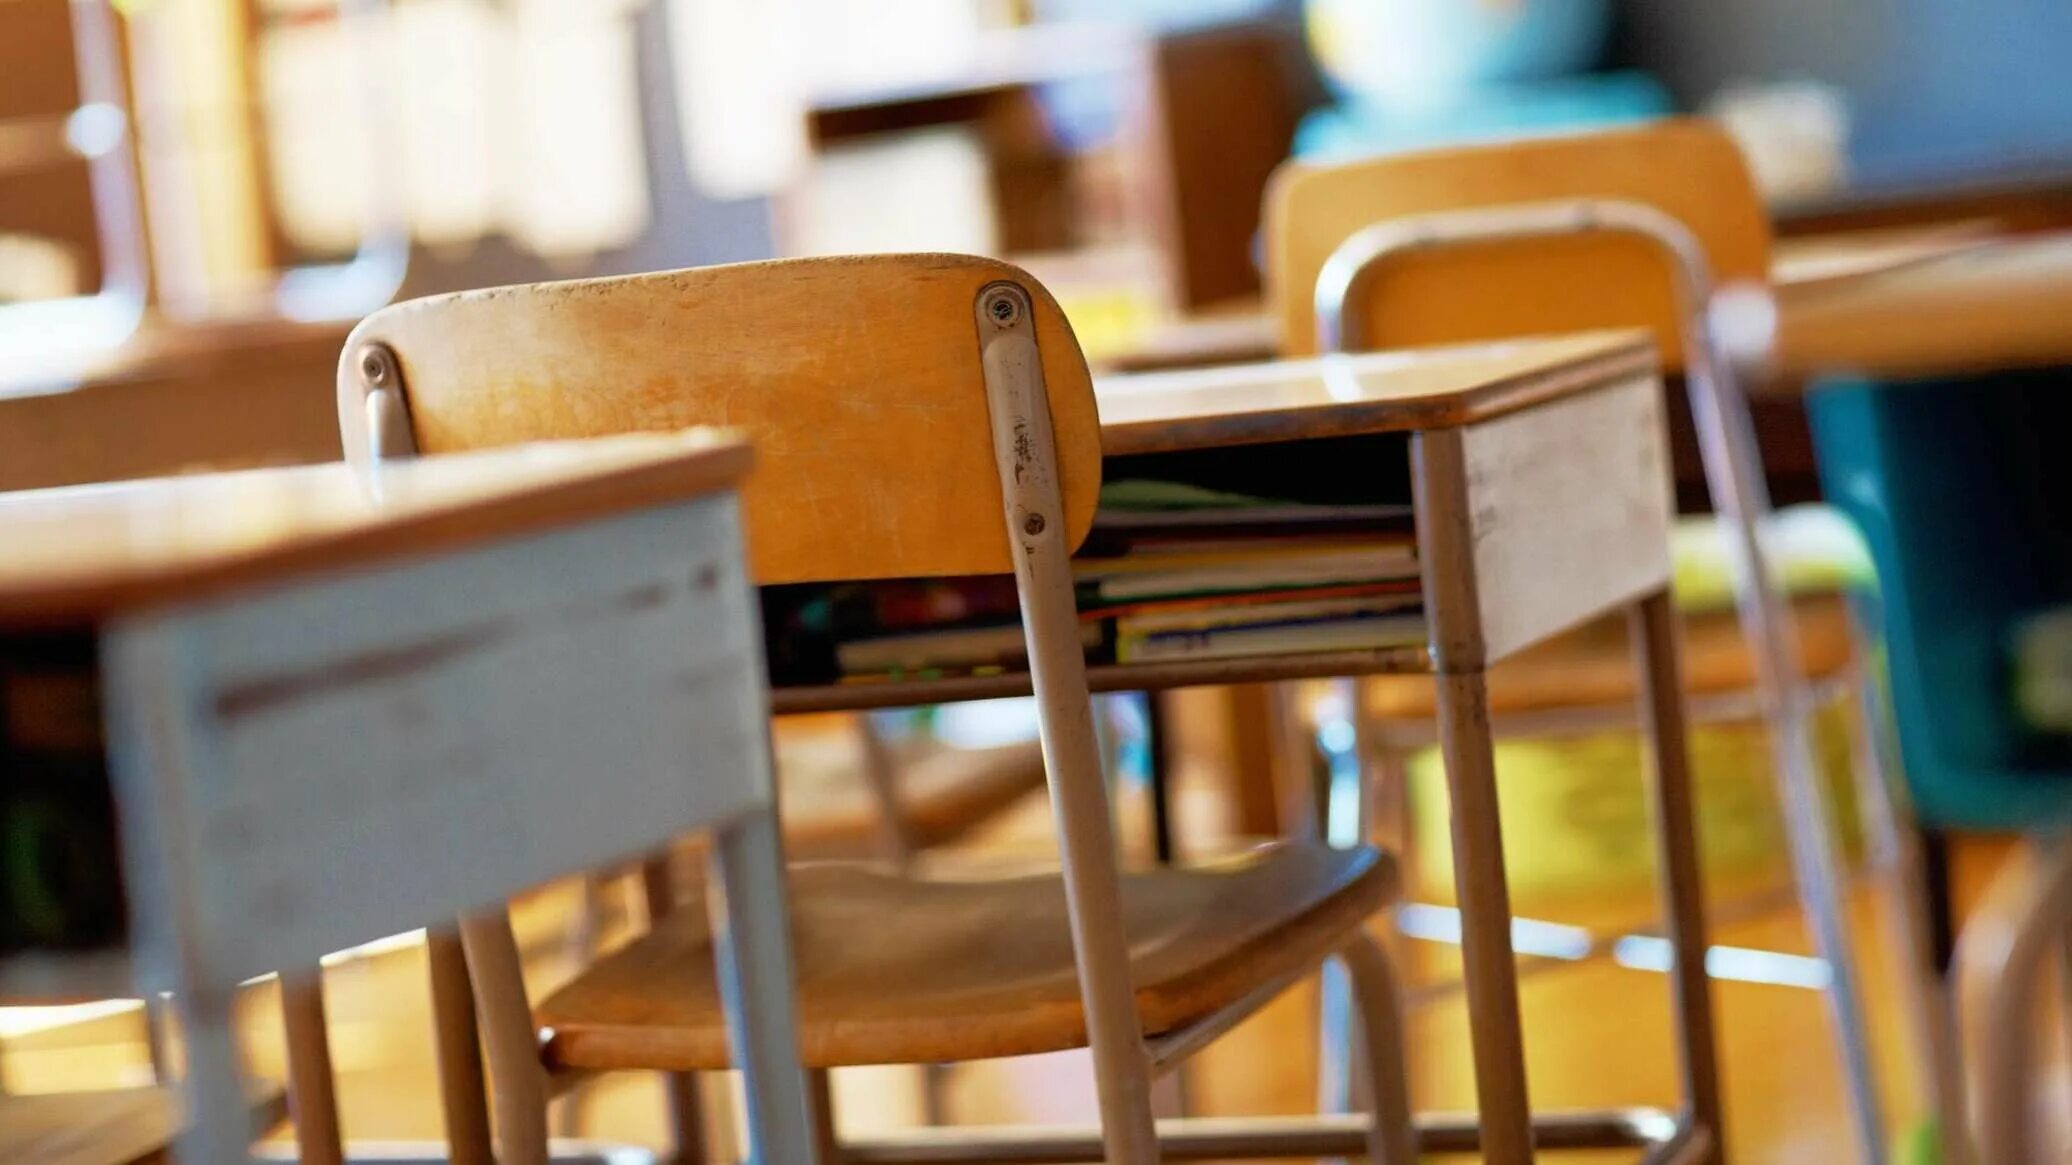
[425,926,495,1165]
[1337,933,1417,1165]
[1628,591,1724,1161]
[459,912,552,1165]
[807,1068,843,1163]
[1960,836,2072,1165]
[280,966,345,1165]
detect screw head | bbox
[985,291,1020,327]
[358,343,398,389]
[1023,512,1046,536]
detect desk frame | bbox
[94,494,813,1165]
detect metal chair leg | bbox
[280,966,346,1165]
[1316,678,1375,1162]
[1337,933,1417,1165]
[1845,671,1974,1165]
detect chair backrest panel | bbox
[1265,118,1771,365]
[339,254,1102,585]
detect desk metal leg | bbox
[1628,592,1724,1161]
[174,988,261,1165]
[1431,666,1535,1163]
[708,809,816,1165]
[1412,425,1533,1163]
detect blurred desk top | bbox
[1101,229,2072,385]
[1763,233,2072,382]
[1094,330,1653,455]
[0,430,750,627]
[0,316,355,492]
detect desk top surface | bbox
[0,430,752,627]
[1094,330,1655,455]
[1767,233,2072,381]
[1103,229,2072,383]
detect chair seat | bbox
[1366,593,1858,720]
[775,732,1045,858]
[535,840,1393,1071]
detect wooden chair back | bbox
[337,254,1103,583]
[1264,118,1771,366]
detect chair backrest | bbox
[337,254,1104,583]
[339,255,1142,1155]
[1264,118,1771,366]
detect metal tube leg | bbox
[280,967,346,1165]
[1318,678,1374,1160]
[1337,933,1417,1165]
[1628,593,1724,1159]
[1684,317,1887,1164]
[1846,674,1973,1165]
[426,926,495,1165]
[1432,667,1534,1163]
[172,988,258,1165]
[144,994,176,1085]
[707,809,817,1165]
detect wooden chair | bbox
[336,253,1413,1165]
[1264,118,1889,1161]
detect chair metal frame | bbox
[1313,197,1886,1164]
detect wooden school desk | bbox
[775,329,1719,1164]
[0,430,814,1164]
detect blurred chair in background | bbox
[1265,118,1893,1163]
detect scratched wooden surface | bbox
[342,254,1103,584]
[1093,331,1655,454]
[1265,119,1772,366]
[0,430,750,626]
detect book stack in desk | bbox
[762,474,1425,688]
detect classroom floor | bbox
[2,723,2063,1163]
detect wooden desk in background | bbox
[0,317,353,492]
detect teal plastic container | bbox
[1806,369,2072,830]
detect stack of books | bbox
[1075,479,1424,664]
[760,476,1426,687]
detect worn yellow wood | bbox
[1094,330,1654,452]
[1265,118,1771,364]
[341,254,1102,585]
[0,1087,289,1165]
[531,841,1392,1070]
[0,431,752,627]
